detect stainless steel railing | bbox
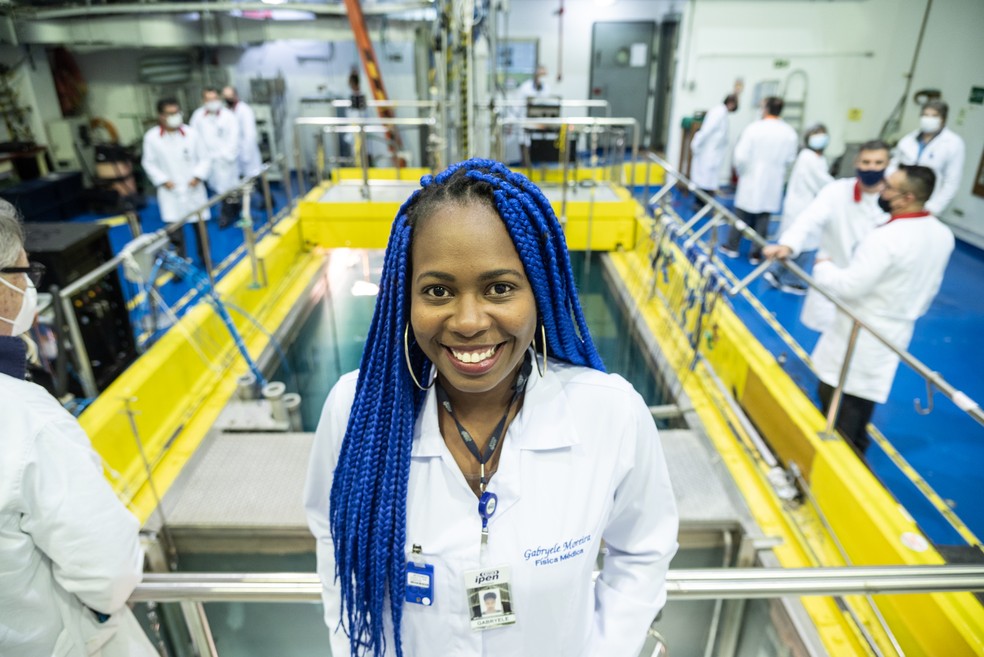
[642,151,984,435]
[56,161,293,398]
[130,565,984,603]
[292,116,440,198]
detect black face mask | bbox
[224,99,236,108]
[856,168,886,187]
[877,196,893,213]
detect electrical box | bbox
[45,117,91,171]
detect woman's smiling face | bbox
[409,200,537,401]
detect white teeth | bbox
[451,345,497,363]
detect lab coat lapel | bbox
[490,359,580,524]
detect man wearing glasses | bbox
[0,202,157,655]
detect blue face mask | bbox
[856,168,886,187]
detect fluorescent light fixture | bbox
[261,0,288,5]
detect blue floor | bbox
[70,183,292,348]
[648,185,984,548]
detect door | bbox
[589,21,656,146]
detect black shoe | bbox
[764,270,780,289]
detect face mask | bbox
[919,115,942,134]
[808,133,829,150]
[856,167,886,187]
[0,276,37,336]
[224,98,236,108]
[165,113,183,129]
[205,100,223,112]
[877,195,893,213]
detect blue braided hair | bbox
[328,158,604,656]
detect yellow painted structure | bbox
[78,166,982,655]
[608,213,984,656]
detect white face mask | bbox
[807,133,829,150]
[920,115,942,134]
[165,113,183,129]
[205,100,223,112]
[0,275,37,336]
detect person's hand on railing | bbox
[762,244,792,260]
[189,177,201,188]
[163,181,175,190]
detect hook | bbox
[914,378,935,415]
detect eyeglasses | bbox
[0,261,46,287]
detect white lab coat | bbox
[689,103,731,191]
[733,117,798,214]
[190,106,240,195]
[141,125,210,224]
[230,101,263,179]
[811,214,954,403]
[0,374,156,657]
[890,127,965,215]
[779,178,888,332]
[777,148,833,237]
[305,361,679,657]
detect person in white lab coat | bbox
[762,140,891,332]
[689,92,739,201]
[0,207,157,657]
[141,97,210,260]
[721,96,798,262]
[190,87,240,196]
[305,159,679,657]
[763,123,834,294]
[222,85,263,180]
[810,165,954,455]
[890,99,965,215]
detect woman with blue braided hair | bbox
[305,158,678,657]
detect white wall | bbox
[665,0,983,244]
[900,0,984,246]
[504,0,678,104]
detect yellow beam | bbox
[608,217,984,656]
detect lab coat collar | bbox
[412,355,580,458]
[159,126,185,137]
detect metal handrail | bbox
[644,151,984,431]
[292,116,439,195]
[129,565,984,603]
[498,116,640,188]
[493,98,611,116]
[55,163,287,398]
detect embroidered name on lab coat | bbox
[523,533,592,566]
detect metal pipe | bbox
[129,565,984,603]
[823,320,863,439]
[240,186,262,289]
[28,1,433,19]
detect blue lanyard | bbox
[434,353,532,494]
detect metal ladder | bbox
[781,69,809,136]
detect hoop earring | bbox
[404,323,434,390]
[535,322,547,377]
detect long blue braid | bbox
[328,158,604,656]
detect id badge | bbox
[463,565,516,631]
[405,562,435,606]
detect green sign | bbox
[970,86,984,105]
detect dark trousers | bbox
[818,381,875,455]
[168,222,208,268]
[725,209,771,259]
